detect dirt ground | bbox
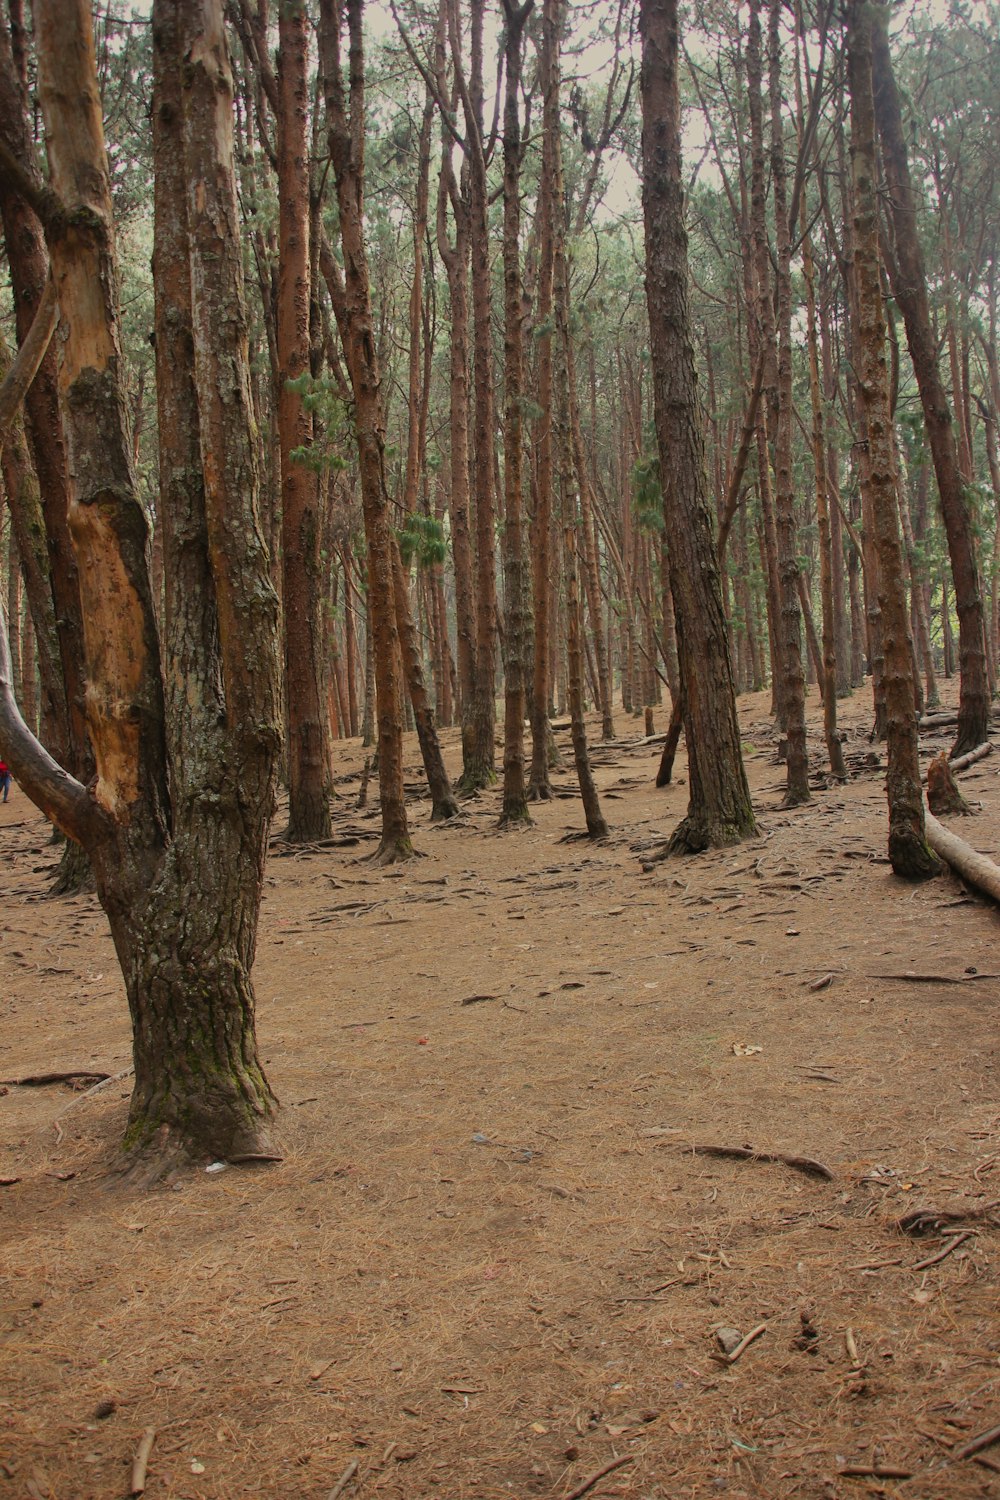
[2,683,999,1500]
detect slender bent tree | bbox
[0,0,283,1167]
[870,3,989,759]
[639,0,757,852]
[846,0,938,878]
[0,17,94,892]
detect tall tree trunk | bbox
[320,0,412,861]
[498,0,534,827]
[454,0,498,791]
[640,0,757,853]
[277,0,330,841]
[527,0,558,800]
[871,5,988,758]
[801,212,846,777]
[846,0,937,878]
[767,0,809,802]
[554,250,608,840]
[745,0,785,726]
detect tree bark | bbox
[277,0,331,841]
[320,0,412,861]
[870,4,989,758]
[846,0,938,879]
[498,0,534,827]
[640,0,757,853]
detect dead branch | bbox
[688,1143,834,1180]
[838,1463,913,1479]
[711,1321,767,1365]
[955,1423,1000,1461]
[563,1454,635,1500]
[129,1427,156,1496]
[327,1457,359,1499]
[910,1231,974,1270]
[949,741,993,773]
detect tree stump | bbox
[926,750,973,815]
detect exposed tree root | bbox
[370,837,420,865]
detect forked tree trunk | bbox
[846,0,938,879]
[0,0,284,1168]
[640,0,757,853]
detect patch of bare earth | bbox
[1,685,998,1500]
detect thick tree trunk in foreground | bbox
[847,0,938,879]
[0,0,283,1167]
[871,4,988,759]
[640,0,756,853]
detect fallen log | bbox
[949,740,993,774]
[924,810,1000,903]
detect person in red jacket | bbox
[0,756,11,803]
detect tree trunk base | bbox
[430,793,461,822]
[649,808,759,858]
[781,784,811,810]
[49,837,94,897]
[371,836,418,865]
[499,806,533,830]
[283,803,333,844]
[120,1121,282,1187]
[526,781,552,801]
[952,713,991,762]
[888,823,941,879]
[458,765,497,795]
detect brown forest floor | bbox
[2,683,999,1500]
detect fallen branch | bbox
[949,741,993,773]
[327,1457,359,1499]
[868,971,1000,984]
[838,1463,912,1479]
[923,811,1000,904]
[711,1321,767,1365]
[955,1422,1000,1461]
[129,1427,156,1496]
[910,1231,974,1271]
[688,1143,833,1181]
[563,1455,635,1500]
